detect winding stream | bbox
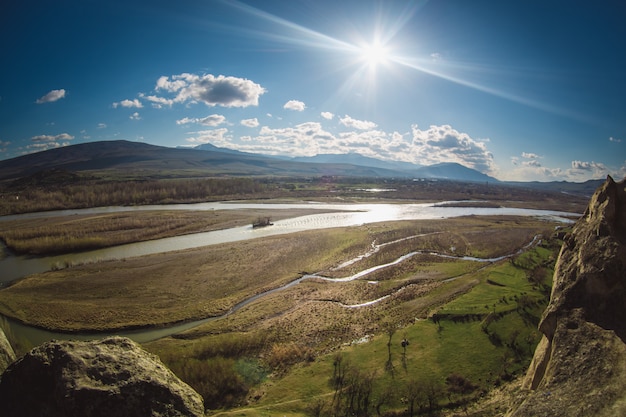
[0,201,577,346]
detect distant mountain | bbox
[0,140,603,197]
[0,140,405,180]
[291,153,421,172]
[193,143,250,156]
[413,162,499,183]
[505,179,606,197]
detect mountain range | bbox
[0,140,603,195]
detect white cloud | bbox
[339,115,377,130]
[153,73,265,108]
[113,98,143,109]
[252,122,335,155]
[192,121,496,174]
[564,160,616,181]
[283,100,306,111]
[156,75,187,92]
[176,114,226,126]
[36,89,66,104]
[522,152,540,159]
[27,133,74,153]
[241,118,259,128]
[609,136,622,143]
[523,159,542,167]
[321,111,334,120]
[141,94,174,108]
[26,142,68,153]
[97,123,107,129]
[570,160,608,173]
[185,128,232,145]
[176,117,194,125]
[410,124,495,174]
[129,112,141,120]
[501,157,619,182]
[31,133,75,142]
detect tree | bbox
[382,320,397,376]
[405,379,423,417]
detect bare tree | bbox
[382,320,397,376]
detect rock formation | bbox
[0,336,204,417]
[510,176,626,416]
[0,327,16,374]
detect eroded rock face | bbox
[511,176,626,416]
[0,327,16,374]
[0,336,204,417]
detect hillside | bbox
[0,141,406,180]
[0,140,495,183]
[0,140,606,196]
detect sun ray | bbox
[217,0,594,125]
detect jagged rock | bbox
[0,327,16,374]
[510,176,626,416]
[0,336,204,417]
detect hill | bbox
[0,141,403,180]
[0,140,491,182]
[0,140,606,196]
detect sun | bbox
[360,41,389,67]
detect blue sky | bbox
[1,0,625,181]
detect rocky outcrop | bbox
[511,176,626,416]
[0,327,16,374]
[0,336,204,417]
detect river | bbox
[0,201,577,346]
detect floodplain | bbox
[0,177,584,415]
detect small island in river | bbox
[252,216,273,228]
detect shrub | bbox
[168,356,248,410]
[265,342,314,371]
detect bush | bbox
[168,356,248,409]
[265,342,314,371]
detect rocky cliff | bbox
[510,176,626,416]
[0,336,204,417]
[0,327,16,374]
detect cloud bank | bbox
[185,115,497,176]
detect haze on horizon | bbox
[1,0,625,182]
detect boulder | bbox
[511,176,626,416]
[0,336,204,417]
[0,327,16,374]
